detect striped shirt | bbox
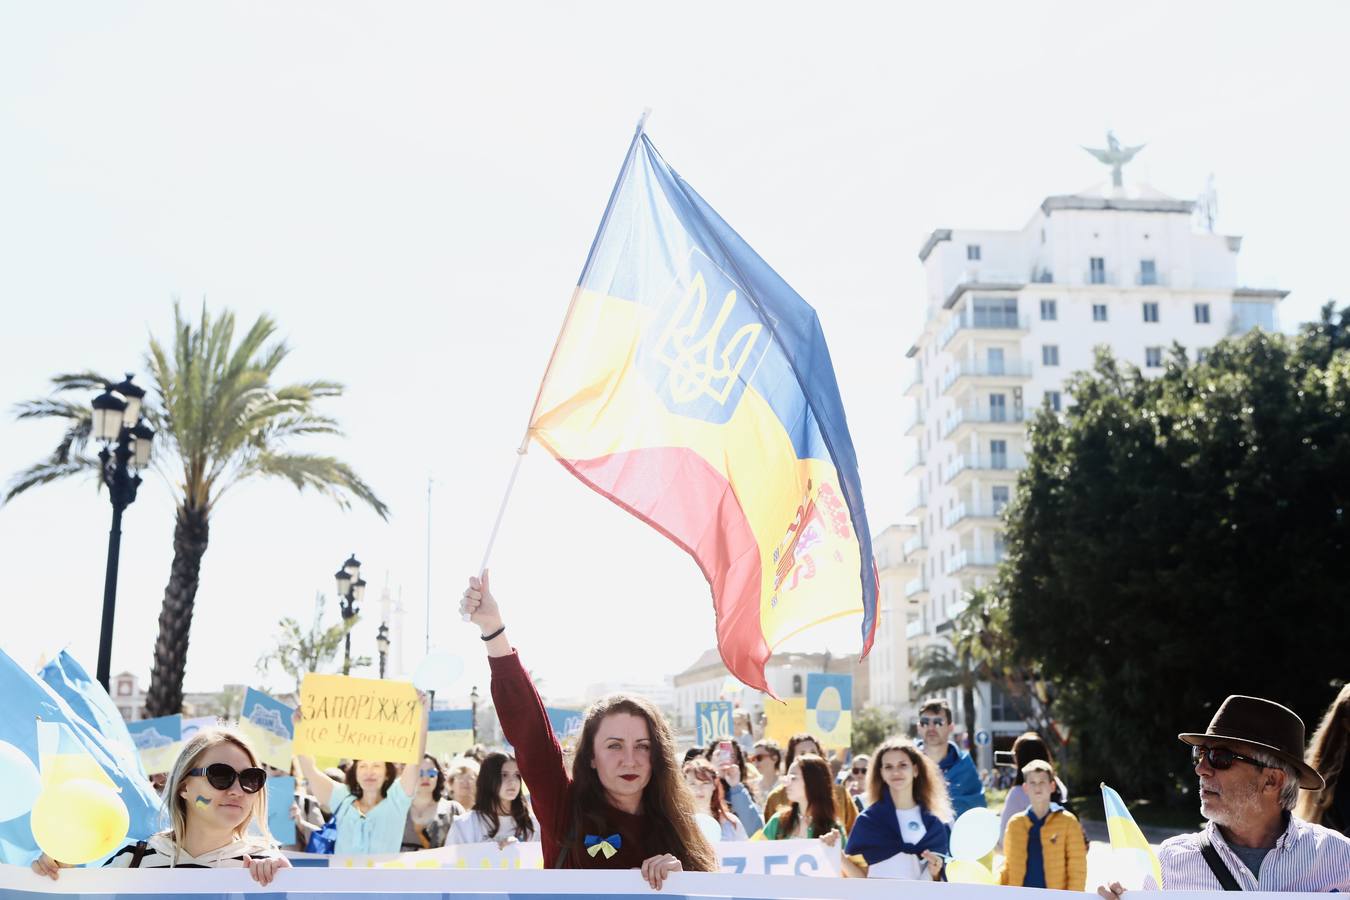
[1157,815,1350,890]
[104,833,283,868]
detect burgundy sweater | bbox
[490,650,656,869]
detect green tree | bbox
[257,592,370,695]
[1000,310,1350,801]
[6,304,389,716]
[851,706,902,756]
[913,641,979,737]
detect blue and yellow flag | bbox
[426,709,474,760]
[1101,783,1162,888]
[805,673,852,750]
[529,122,878,694]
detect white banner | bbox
[0,863,1325,898]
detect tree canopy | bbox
[1000,304,1350,801]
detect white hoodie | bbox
[104,831,281,868]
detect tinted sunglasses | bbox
[420,767,440,777]
[188,763,267,793]
[918,716,947,727]
[1191,745,1269,771]
[850,767,868,775]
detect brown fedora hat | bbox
[1178,695,1324,790]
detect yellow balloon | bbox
[946,858,997,884]
[30,779,130,865]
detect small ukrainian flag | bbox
[1101,783,1162,888]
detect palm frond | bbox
[5,457,100,504]
[49,372,115,393]
[12,398,90,422]
[245,452,390,520]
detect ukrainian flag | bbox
[805,673,852,750]
[528,123,877,694]
[426,710,474,760]
[1101,783,1162,888]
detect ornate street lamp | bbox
[335,553,365,675]
[93,375,155,691]
[376,623,390,679]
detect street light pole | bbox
[92,375,154,692]
[334,553,366,675]
[376,622,390,679]
[470,685,480,743]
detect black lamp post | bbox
[376,623,390,679]
[93,375,155,692]
[334,553,366,675]
[470,685,480,743]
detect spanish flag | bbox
[528,124,877,693]
[1101,783,1163,888]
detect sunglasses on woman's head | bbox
[187,763,267,793]
[1191,745,1269,771]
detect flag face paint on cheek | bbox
[194,796,211,809]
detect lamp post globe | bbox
[376,623,390,679]
[336,556,363,675]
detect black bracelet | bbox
[480,624,506,642]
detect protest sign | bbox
[544,707,583,746]
[237,688,295,770]
[266,774,297,845]
[180,716,218,743]
[125,715,182,775]
[805,673,852,750]
[718,838,841,877]
[425,709,473,760]
[293,674,422,765]
[763,697,806,747]
[696,700,734,747]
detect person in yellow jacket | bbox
[761,734,859,834]
[998,760,1086,890]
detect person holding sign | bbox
[448,751,540,846]
[683,758,747,840]
[31,728,290,886]
[461,571,715,890]
[759,754,844,846]
[844,737,951,881]
[295,694,430,856]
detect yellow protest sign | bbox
[293,674,423,764]
[764,697,807,748]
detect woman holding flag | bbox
[844,737,951,880]
[461,571,715,890]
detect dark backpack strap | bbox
[129,841,150,869]
[553,828,574,869]
[1197,832,1242,891]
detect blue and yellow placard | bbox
[126,714,183,775]
[696,701,734,748]
[804,673,851,750]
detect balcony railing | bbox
[940,452,1028,484]
[903,487,928,515]
[905,619,925,639]
[942,502,1005,529]
[940,405,1027,438]
[903,447,927,474]
[902,533,927,557]
[904,576,929,599]
[941,359,1033,392]
[1084,268,1117,285]
[939,311,1031,349]
[903,406,926,434]
[1135,271,1168,286]
[945,549,1006,576]
[906,363,924,392]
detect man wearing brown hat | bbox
[1099,695,1350,895]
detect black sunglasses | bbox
[1191,745,1269,772]
[187,763,268,793]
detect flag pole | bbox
[464,109,653,621]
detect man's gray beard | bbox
[1201,778,1263,829]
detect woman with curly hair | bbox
[845,737,951,880]
[1296,684,1350,835]
[461,571,715,890]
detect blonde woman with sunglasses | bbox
[32,728,290,886]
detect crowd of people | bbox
[25,571,1350,891]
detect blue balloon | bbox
[0,740,41,823]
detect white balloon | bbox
[0,740,41,822]
[694,813,722,845]
[949,807,1001,861]
[412,649,465,693]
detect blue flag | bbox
[0,647,162,864]
[37,650,144,777]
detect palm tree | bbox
[5,304,389,716]
[913,643,980,738]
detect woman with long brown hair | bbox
[845,737,951,880]
[448,751,539,845]
[761,732,859,833]
[461,571,715,890]
[1296,684,1350,834]
[759,754,843,844]
[682,757,747,840]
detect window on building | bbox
[1145,346,1163,368]
[1233,302,1277,333]
[1143,302,1160,323]
[989,393,1007,422]
[992,485,1010,514]
[1042,344,1060,366]
[117,681,131,697]
[792,674,802,695]
[1040,299,1057,321]
[967,244,981,261]
[990,682,1016,721]
[1047,390,1062,412]
[1197,347,1210,363]
[1092,303,1108,322]
[1139,259,1158,285]
[971,296,1019,327]
[986,347,1005,375]
[1089,257,1106,284]
[1194,303,1211,324]
[990,439,1008,469]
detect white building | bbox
[867,523,921,717]
[902,143,1287,764]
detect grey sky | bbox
[2,1,1345,703]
